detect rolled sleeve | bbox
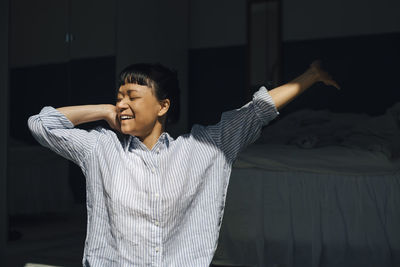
[204,86,280,163]
[28,106,102,169]
[253,86,280,125]
[35,106,75,129]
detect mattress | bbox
[213,144,400,267]
[213,103,400,266]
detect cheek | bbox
[138,102,160,117]
[128,106,149,124]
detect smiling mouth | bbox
[120,115,135,120]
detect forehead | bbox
[118,83,153,94]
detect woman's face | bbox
[116,83,163,138]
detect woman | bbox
[28,60,339,266]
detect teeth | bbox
[121,115,134,120]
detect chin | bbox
[120,126,133,135]
[121,127,140,137]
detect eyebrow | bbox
[118,89,139,94]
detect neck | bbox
[139,123,165,150]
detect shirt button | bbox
[156,148,160,153]
[155,247,159,252]
[155,221,160,226]
[155,193,159,198]
[151,167,156,173]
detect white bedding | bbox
[234,143,400,175]
[234,102,400,175]
[257,102,400,158]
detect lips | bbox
[120,115,135,120]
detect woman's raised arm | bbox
[269,60,340,111]
[57,104,120,131]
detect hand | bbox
[104,104,121,133]
[309,60,341,90]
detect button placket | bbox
[149,155,162,262]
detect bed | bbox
[211,102,400,267]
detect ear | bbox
[158,99,170,117]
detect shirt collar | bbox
[126,132,172,153]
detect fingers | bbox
[114,113,122,133]
[310,59,322,69]
[332,81,341,90]
[325,73,340,90]
[310,60,341,90]
[325,79,341,90]
[319,68,341,90]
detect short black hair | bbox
[117,63,180,125]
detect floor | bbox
[4,204,236,267]
[5,204,86,267]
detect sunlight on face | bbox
[116,83,162,138]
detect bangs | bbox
[118,71,154,89]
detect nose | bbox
[116,97,129,109]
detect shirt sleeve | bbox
[27,106,102,169]
[204,86,279,163]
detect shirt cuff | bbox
[38,106,75,129]
[253,86,280,125]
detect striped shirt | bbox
[28,86,279,267]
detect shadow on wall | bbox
[281,32,400,116]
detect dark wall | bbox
[189,45,247,127]
[9,56,116,204]
[1,0,9,261]
[9,56,116,144]
[281,32,400,116]
[189,32,400,126]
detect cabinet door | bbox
[9,0,69,67]
[70,0,116,59]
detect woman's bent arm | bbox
[57,104,117,128]
[28,104,118,168]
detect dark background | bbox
[1,0,400,265]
